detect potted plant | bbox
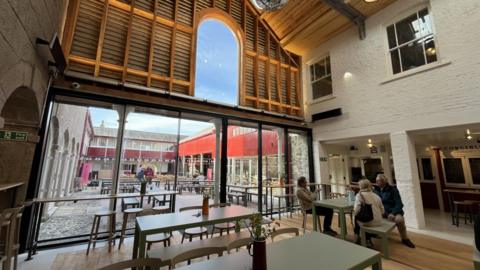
[244,214,280,270]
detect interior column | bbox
[390,131,426,229]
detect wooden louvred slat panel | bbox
[270,63,278,102]
[280,50,288,64]
[290,70,298,107]
[215,0,228,12]
[245,55,255,97]
[230,0,243,27]
[177,0,194,27]
[174,30,191,82]
[257,60,267,99]
[257,24,267,56]
[196,0,213,12]
[269,35,278,59]
[152,23,172,77]
[245,10,255,51]
[156,0,174,20]
[173,84,189,94]
[101,6,129,66]
[134,0,154,13]
[70,0,103,60]
[127,15,151,71]
[280,67,288,104]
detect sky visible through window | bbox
[195,19,239,105]
[88,20,236,136]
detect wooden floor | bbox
[49,212,474,270]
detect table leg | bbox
[339,209,347,239]
[312,205,318,232]
[132,224,139,260]
[270,187,273,219]
[138,233,146,259]
[372,257,383,270]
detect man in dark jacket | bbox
[374,174,415,248]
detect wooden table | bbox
[313,197,355,239]
[175,232,382,270]
[132,205,255,260]
[26,190,178,260]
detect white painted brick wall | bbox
[303,0,480,141]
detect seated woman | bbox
[353,179,384,248]
[296,177,337,236]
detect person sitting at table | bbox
[353,179,384,248]
[296,176,337,236]
[374,174,415,248]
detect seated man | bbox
[374,174,415,248]
[296,177,337,236]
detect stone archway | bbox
[0,87,40,208]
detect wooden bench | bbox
[474,248,480,270]
[360,221,396,258]
[228,192,247,206]
[121,198,140,211]
[147,231,251,266]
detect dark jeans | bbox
[354,220,374,240]
[306,206,333,231]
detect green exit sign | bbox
[0,130,28,142]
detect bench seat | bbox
[360,221,396,258]
[147,231,251,266]
[121,198,140,211]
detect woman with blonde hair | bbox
[353,179,384,247]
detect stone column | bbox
[313,141,330,199]
[56,150,70,197]
[239,159,244,182]
[189,155,194,176]
[231,157,236,182]
[199,154,204,174]
[390,131,425,229]
[64,153,77,196]
[381,145,394,185]
[47,147,62,198]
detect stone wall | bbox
[0,0,69,206]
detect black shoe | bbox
[402,239,415,248]
[323,229,338,236]
[366,239,374,249]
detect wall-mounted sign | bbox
[319,157,328,162]
[0,130,28,142]
[370,146,378,154]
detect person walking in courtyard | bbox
[296,176,337,236]
[136,165,145,181]
[374,174,415,248]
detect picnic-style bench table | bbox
[313,197,355,239]
[227,192,247,206]
[175,232,382,270]
[360,221,396,258]
[132,205,255,259]
[147,231,252,267]
[121,197,140,211]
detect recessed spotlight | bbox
[344,72,352,79]
[367,139,373,148]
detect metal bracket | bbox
[321,0,367,40]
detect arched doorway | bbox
[0,87,40,208]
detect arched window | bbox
[194,19,239,106]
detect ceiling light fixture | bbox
[251,0,289,12]
[466,129,473,140]
[363,0,379,3]
[367,139,373,148]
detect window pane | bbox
[325,56,331,75]
[395,13,422,45]
[387,25,397,49]
[314,60,326,79]
[312,77,332,99]
[418,8,433,37]
[443,158,465,184]
[469,158,480,185]
[400,41,426,71]
[424,36,437,63]
[421,158,434,180]
[390,50,401,74]
[288,130,309,182]
[309,65,315,82]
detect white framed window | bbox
[309,55,332,100]
[386,8,437,74]
[442,156,480,187]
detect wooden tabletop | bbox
[34,190,178,203]
[175,232,381,270]
[0,182,24,192]
[136,205,255,233]
[314,197,355,209]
